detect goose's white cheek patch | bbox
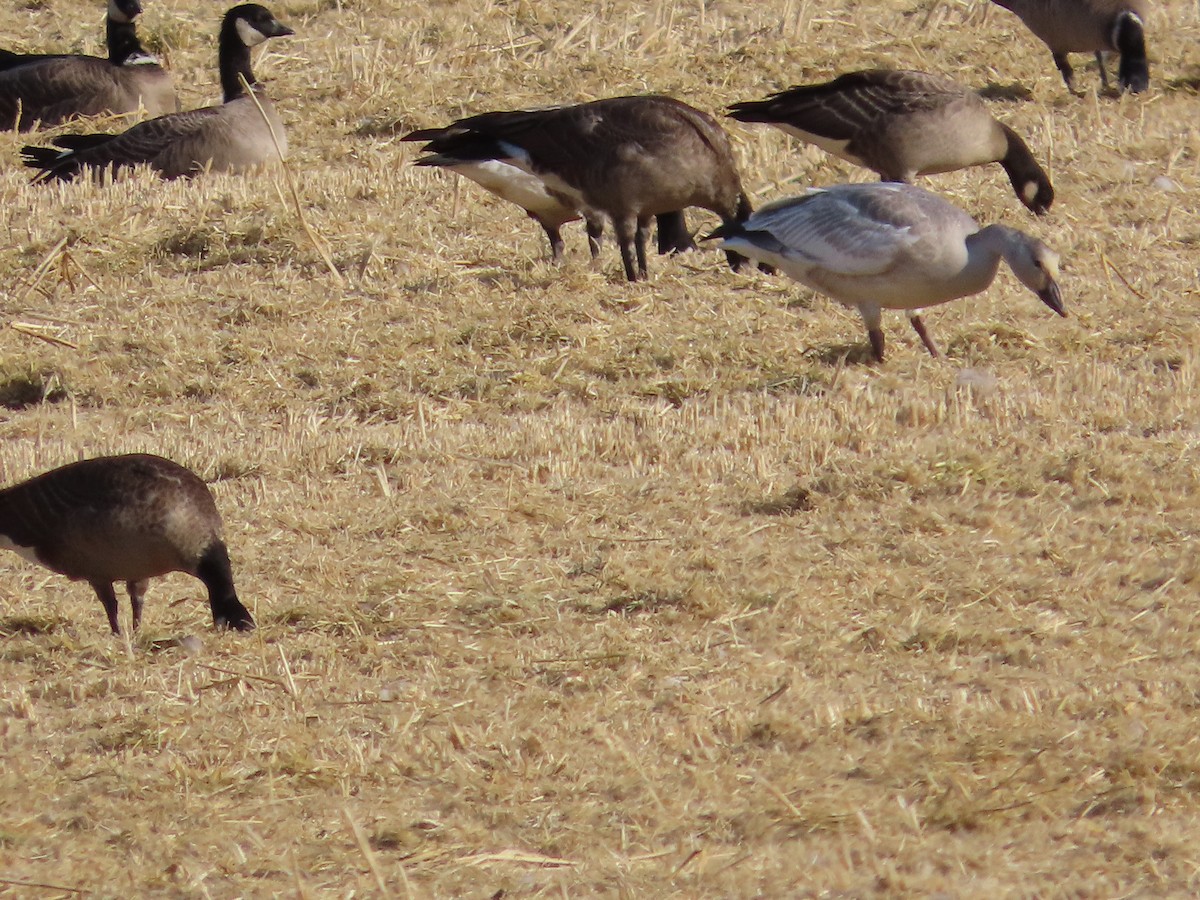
[1022,182,1039,205]
[0,534,44,566]
[236,19,269,47]
[107,0,133,24]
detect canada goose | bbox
[707,183,1066,361]
[989,0,1149,93]
[21,4,293,182]
[0,0,177,131]
[404,121,697,263]
[728,70,1054,215]
[0,454,253,635]
[402,96,754,282]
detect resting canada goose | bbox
[707,183,1066,361]
[728,70,1054,215]
[989,0,1149,93]
[403,120,696,263]
[402,96,755,282]
[0,454,253,635]
[21,4,292,182]
[0,0,177,131]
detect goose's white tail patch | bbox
[453,160,576,223]
[492,143,586,209]
[774,125,862,167]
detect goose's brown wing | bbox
[23,104,224,181]
[729,70,970,142]
[0,56,120,128]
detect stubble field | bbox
[1,0,1199,895]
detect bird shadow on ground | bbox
[1163,74,1200,95]
[803,341,878,367]
[978,81,1035,102]
[0,615,61,636]
[740,484,815,516]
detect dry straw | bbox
[0,0,1198,895]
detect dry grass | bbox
[0,0,1199,895]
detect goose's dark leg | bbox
[127,579,149,630]
[92,581,122,634]
[859,303,886,361]
[586,217,604,260]
[1094,51,1110,91]
[868,330,886,361]
[635,216,651,279]
[536,219,566,262]
[1053,52,1077,92]
[614,216,640,282]
[908,313,940,357]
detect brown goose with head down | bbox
[988,0,1150,93]
[728,69,1054,215]
[404,118,696,263]
[0,454,254,635]
[404,95,756,282]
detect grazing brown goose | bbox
[0,454,254,635]
[403,121,695,262]
[988,0,1149,93]
[21,4,292,183]
[728,69,1054,215]
[402,95,755,282]
[0,0,177,131]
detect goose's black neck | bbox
[218,21,256,102]
[106,16,148,66]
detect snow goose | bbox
[708,183,1066,361]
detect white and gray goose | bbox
[708,182,1066,361]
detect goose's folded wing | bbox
[0,57,113,122]
[747,190,919,276]
[0,50,76,72]
[69,104,225,168]
[582,96,729,158]
[416,98,699,177]
[731,70,966,139]
[403,107,569,148]
[415,107,587,170]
